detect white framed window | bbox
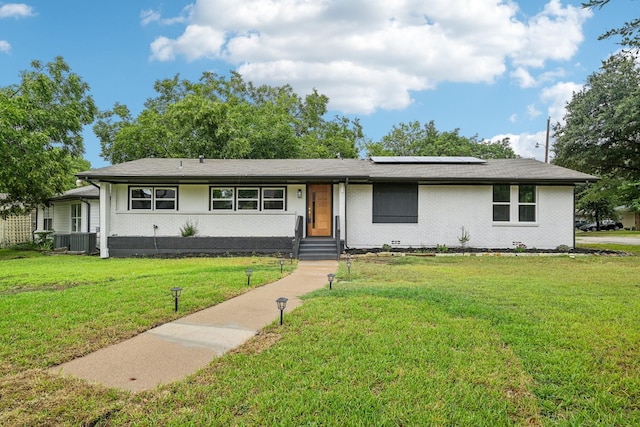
[492,185,510,222]
[237,188,259,210]
[518,185,536,222]
[211,188,234,210]
[154,187,176,210]
[43,206,53,231]
[130,186,177,211]
[492,185,537,223]
[71,203,82,232]
[130,187,152,210]
[262,188,285,210]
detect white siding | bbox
[346,184,575,250]
[109,184,303,238]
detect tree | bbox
[95,72,363,164]
[583,0,640,50]
[0,57,97,217]
[553,54,640,179]
[364,120,516,159]
[554,53,640,213]
[575,179,619,229]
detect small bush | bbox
[556,244,570,252]
[180,220,199,237]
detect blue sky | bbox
[0,0,630,168]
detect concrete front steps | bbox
[298,237,339,260]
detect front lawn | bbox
[1,252,638,425]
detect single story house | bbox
[35,185,100,253]
[76,156,597,259]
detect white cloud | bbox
[141,6,192,26]
[149,0,592,114]
[0,40,11,54]
[540,81,583,124]
[0,3,34,18]
[140,9,161,26]
[527,104,541,119]
[511,67,536,88]
[492,131,548,161]
[509,114,517,123]
[510,0,591,68]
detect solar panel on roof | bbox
[370,156,487,164]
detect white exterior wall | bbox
[108,184,305,238]
[346,184,575,250]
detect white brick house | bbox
[76,157,597,259]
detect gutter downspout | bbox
[344,177,348,249]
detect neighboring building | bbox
[618,207,640,230]
[35,186,100,253]
[76,156,597,259]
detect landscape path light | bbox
[170,287,183,313]
[279,258,285,273]
[246,269,253,286]
[346,259,352,274]
[327,273,335,290]
[289,252,293,264]
[276,297,288,325]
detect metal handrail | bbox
[292,215,303,259]
[335,215,341,260]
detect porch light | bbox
[297,189,302,198]
[246,269,253,286]
[276,297,288,325]
[279,258,285,273]
[327,273,335,290]
[170,287,183,312]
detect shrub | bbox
[180,220,199,237]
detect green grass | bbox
[0,253,293,375]
[1,251,639,425]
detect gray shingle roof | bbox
[50,185,99,201]
[78,157,598,185]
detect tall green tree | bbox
[554,53,640,211]
[365,120,516,159]
[95,72,363,163]
[583,0,640,50]
[0,57,97,217]
[553,54,640,180]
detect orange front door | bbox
[307,184,332,237]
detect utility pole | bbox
[544,116,550,163]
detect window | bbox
[518,185,536,222]
[43,206,53,231]
[237,188,259,210]
[262,188,285,210]
[130,187,177,211]
[211,188,234,210]
[372,183,418,223]
[492,185,510,222]
[130,187,152,210]
[210,186,287,211]
[71,203,82,232]
[154,188,176,210]
[492,185,537,223]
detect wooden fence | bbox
[0,212,34,248]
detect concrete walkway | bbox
[50,260,337,392]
